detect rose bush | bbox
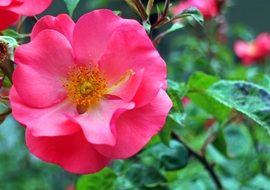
[9,9,172,174]
[0,0,52,31]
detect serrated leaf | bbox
[76,168,116,190]
[187,72,231,121]
[209,81,270,134]
[64,0,80,16]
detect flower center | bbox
[64,66,108,113]
[247,42,258,56]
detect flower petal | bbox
[10,87,80,137]
[13,30,74,108]
[73,9,135,65]
[95,90,172,158]
[71,100,134,146]
[0,0,12,6]
[31,14,75,43]
[0,10,19,31]
[6,0,52,16]
[26,129,110,174]
[99,25,167,107]
[109,69,144,102]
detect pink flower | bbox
[234,33,270,66]
[173,0,220,20]
[10,10,172,174]
[0,0,52,31]
[181,96,190,106]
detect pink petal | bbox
[99,25,167,107]
[234,40,249,58]
[73,9,134,65]
[10,87,80,137]
[95,90,172,159]
[71,100,134,146]
[255,33,270,56]
[0,10,19,31]
[31,14,75,43]
[109,69,144,102]
[6,0,52,16]
[26,129,110,174]
[13,30,74,108]
[0,0,12,6]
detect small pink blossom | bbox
[10,10,172,174]
[181,96,190,106]
[0,0,52,31]
[234,33,270,66]
[173,0,221,20]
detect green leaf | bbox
[167,23,185,33]
[209,81,270,134]
[187,72,231,121]
[76,168,116,190]
[161,80,186,144]
[212,127,227,156]
[224,124,252,157]
[140,140,188,171]
[173,7,204,25]
[154,23,185,45]
[64,0,80,16]
[2,29,29,39]
[126,164,168,189]
[159,140,189,171]
[188,72,270,134]
[167,80,186,113]
[159,118,172,146]
[167,80,187,125]
[248,175,270,190]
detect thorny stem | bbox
[172,132,224,190]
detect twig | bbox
[172,132,224,190]
[201,133,217,155]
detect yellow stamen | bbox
[63,66,108,112]
[63,66,134,113]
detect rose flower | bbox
[234,33,270,65]
[10,9,172,174]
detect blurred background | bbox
[1,0,270,190]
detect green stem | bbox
[173,132,224,190]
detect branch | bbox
[172,132,224,190]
